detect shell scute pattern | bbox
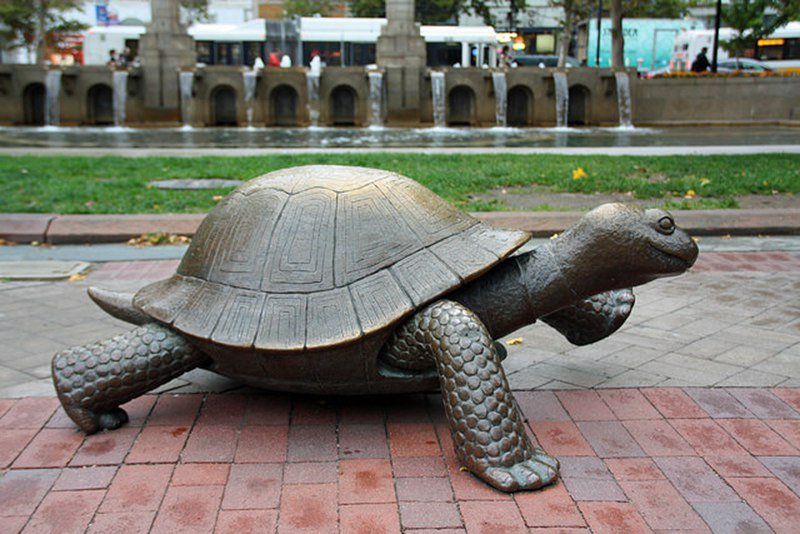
[133,166,530,352]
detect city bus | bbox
[80,18,497,68]
[671,22,800,71]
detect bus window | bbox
[244,42,264,67]
[427,42,461,67]
[217,43,243,65]
[196,41,213,64]
[351,43,375,66]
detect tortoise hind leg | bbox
[383,300,559,492]
[52,323,210,434]
[541,288,635,346]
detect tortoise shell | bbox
[133,165,530,351]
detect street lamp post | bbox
[711,0,722,72]
[596,0,602,66]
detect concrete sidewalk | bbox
[2,208,800,244]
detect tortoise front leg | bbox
[52,323,210,434]
[383,300,559,492]
[541,288,635,345]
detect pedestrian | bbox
[107,49,118,67]
[268,49,281,67]
[280,53,292,67]
[691,47,710,73]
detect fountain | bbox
[179,71,194,128]
[491,71,507,127]
[614,71,633,128]
[367,70,384,128]
[44,70,62,127]
[306,71,321,127]
[430,71,446,128]
[112,70,129,127]
[553,71,569,128]
[242,70,257,128]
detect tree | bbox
[610,0,623,67]
[0,0,86,64]
[550,0,593,67]
[348,0,505,25]
[722,0,800,60]
[181,0,211,25]
[283,0,336,17]
[623,0,695,18]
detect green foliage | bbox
[180,0,211,24]
[624,0,696,18]
[283,0,336,17]
[348,0,521,26]
[349,0,385,17]
[722,0,800,56]
[1,154,797,214]
[0,0,86,53]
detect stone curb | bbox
[1,208,799,244]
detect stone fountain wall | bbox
[0,64,798,127]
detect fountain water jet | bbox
[553,71,569,128]
[179,71,194,128]
[430,71,446,128]
[491,71,507,127]
[306,71,321,127]
[112,71,129,127]
[614,71,633,128]
[242,70,257,128]
[44,70,62,127]
[367,70,384,128]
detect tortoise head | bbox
[557,203,698,291]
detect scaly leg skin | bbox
[541,288,635,346]
[52,323,210,434]
[383,300,559,492]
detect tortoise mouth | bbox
[647,242,695,272]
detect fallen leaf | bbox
[700,178,711,186]
[506,338,523,346]
[212,195,224,201]
[721,234,732,239]
[84,200,95,208]
[684,189,696,199]
[459,466,469,472]
[127,233,192,247]
[68,273,87,282]
[549,233,559,240]
[0,239,17,246]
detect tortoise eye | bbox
[657,216,675,235]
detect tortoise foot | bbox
[481,458,559,492]
[532,447,560,471]
[96,408,129,431]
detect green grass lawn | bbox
[0,154,798,214]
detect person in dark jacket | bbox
[691,47,710,72]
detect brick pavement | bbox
[1,388,800,532]
[0,250,799,532]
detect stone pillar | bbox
[461,42,470,67]
[376,0,426,124]
[139,0,195,122]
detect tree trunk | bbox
[557,0,573,68]
[610,0,624,69]
[35,0,47,64]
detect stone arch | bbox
[269,84,299,126]
[329,84,357,126]
[447,85,475,126]
[22,83,46,126]
[568,84,590,126]
[87,83,114,125]
[210,85,238,126]
[507,85,533,127]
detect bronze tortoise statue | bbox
[52,165,698,492]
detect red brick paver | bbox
[0,388,799,532]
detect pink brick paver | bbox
[1,388,799,532]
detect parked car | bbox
[716,58,772,72]
[511,54,580,68]
[644,58,772,78]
